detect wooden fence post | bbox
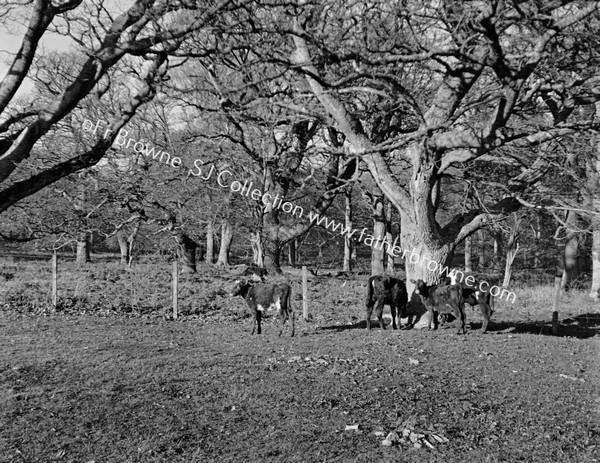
[52,250,58,309]
[302,265,309,321]
[552,273,561,335]
[172,260,178,320]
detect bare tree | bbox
[0,0,245,213]
[289,1,600,292]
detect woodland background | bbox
[0,0,599,298]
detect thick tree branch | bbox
[0,52,169,214]
[290,26,412,217]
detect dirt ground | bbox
[1,298,599,463]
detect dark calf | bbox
[230,279,294,336]
[446,271,494,333]
[365,275,408,330]
[411,279,466,335]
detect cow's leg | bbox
[278,310,287,337]
[255,310,262,335]
[479,301,491,333]
[289,309,295,337]
[251,310,257,334]
[453,304,466,335]
[402,313,413,329]
[428,307,438,330]
[365,300,374,330]
[390,304,398,330]
[374,298,386,330]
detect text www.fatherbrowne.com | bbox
[83,118,516,303]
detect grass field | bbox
[1,260,599,462]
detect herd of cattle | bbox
[230,269,494,337]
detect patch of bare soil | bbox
[0,309,598,463]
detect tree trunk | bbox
[216,219,233,267]
[502,216,521,288]
[251,231,265,268]
[76,231,91,264]
[533,215,542,268]
[385,200,394,274]
[116,222,139,266]
[371,193,385,276]
[591,226,600,300]
[172,230,197,273]
[117,233,129,265]
[401,212,455,329]
[205,220,215,264]
[270,244,283,273]
[343,189,353,272]
[464,236,472,273]
[578,234,590,274]
[402,222,454,292]
[502,244,519,288]
[561,210,580,291]
[493,232,503,272]
[586,130,600,299]
[477,230,486,270]
[288,239,296,267]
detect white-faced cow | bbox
[410,279,466,335]
[446,270,494,333]
[365,275,408,330]
[230,279,294,336]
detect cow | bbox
[410,279,466,334]
[446,270,494,333]
[365,275,408,330]
[230,279,294,336]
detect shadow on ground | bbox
[476,314,600,339]
[319,319,418,332]
[319,313,600,339]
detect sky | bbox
[0,27,74,95]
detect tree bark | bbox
[287,239,296,267]
[561,210,580,291]
[116,221,139,266]
[533,215,542,268]
[464,236,472,273]
[493,232,503,272]
[216,219,233,267]
[251,231,265,268]
[502,216,521,288]
[371,193,385,276]
[205,220,215,264]
[477,230,486,270]
[76,231,91,264]
[343,189,353,272]
[117,233,129,265]
[385,200,395,274]
[591,226,600,300]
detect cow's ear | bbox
[409,278,416,284]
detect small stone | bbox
[402,429,411,437]
[374,431,385,437]
[382,439,393,447]
[413,442,422,449]
[385,432,400,443]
